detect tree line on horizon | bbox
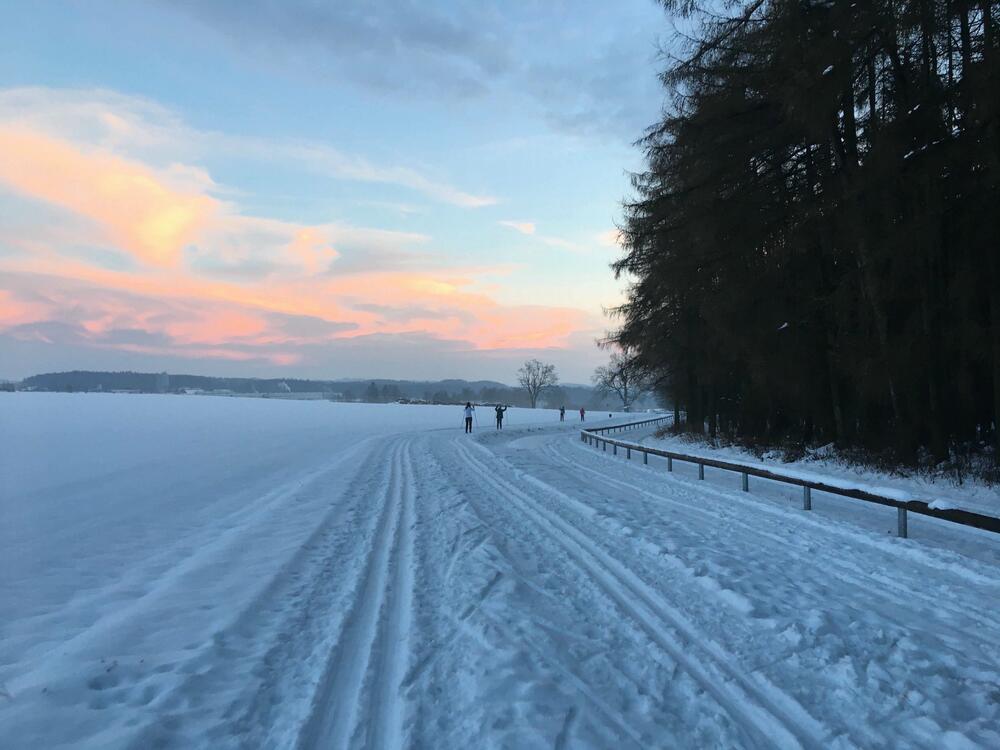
[17,369,650,411]
[613,0,1000,466]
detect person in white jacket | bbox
[463,402,475,433]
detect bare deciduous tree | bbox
[517,359,558,408]
[593,351,651,412]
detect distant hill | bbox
[18,370,656,410]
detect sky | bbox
[0,0,670,384]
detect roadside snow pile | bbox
[634,430,1000,518]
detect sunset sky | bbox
[0,1,668,383]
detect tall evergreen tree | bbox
[614,0,1000,463]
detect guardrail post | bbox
[613,444,618,456]
[698,463,704,480]
[742,472,748,492]
[898,508,908,538]
[667,456,673,472]
[626,446,631,460]
[803,486,812,510]
[603,440,607,452]
[643,451,648,465]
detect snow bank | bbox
[632,429,1000,518]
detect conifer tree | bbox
[614,0,1000,464]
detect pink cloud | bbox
[0,87,604,374]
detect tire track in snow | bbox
[297,439,411,750]
[454,439,825,750]
[547,439,1000,645]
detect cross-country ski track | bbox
[4,399,1000,749]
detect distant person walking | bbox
[494,404,508,430]
[579,407,586,421]
[559,405,565,421]
[464,402,475,433]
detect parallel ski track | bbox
[549,438,1000,646]
[297,438,415,750]
[365,440,416,750]
[417,443,652,749]
[453,439,825,750]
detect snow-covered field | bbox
[2,393,1000,748]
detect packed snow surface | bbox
[2,393,1000,748]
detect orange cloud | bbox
[0,88,606,374]
[0,126,217,266]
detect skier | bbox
[579,407,586,421]
[463,402,475,433]
[559,405,565,421]
[494,403,508,430]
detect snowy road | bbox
[3,395,1000,748]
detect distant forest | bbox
[19,370,645,411]
[614,0,1000,465]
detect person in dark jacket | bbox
[559,405,565,421]
[579,407,586,421]
[495,403,508,430]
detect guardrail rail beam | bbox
[577,414,1000,542]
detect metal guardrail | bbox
[581,417,1000,539]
